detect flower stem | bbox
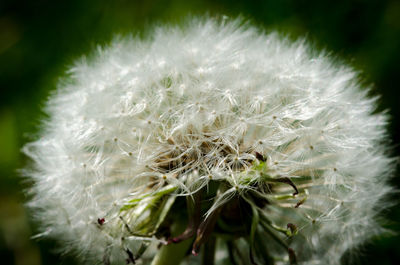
[202,235,216,265]
[150,240,193,265]
[151,220,193,265]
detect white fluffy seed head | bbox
[23,18,394,264]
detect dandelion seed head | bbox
[23,18,394,264]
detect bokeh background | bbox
[0,0,399,264]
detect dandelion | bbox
[23,18,394,265]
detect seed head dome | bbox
[23,18,394,265]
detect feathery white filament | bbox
[23,18,394,265]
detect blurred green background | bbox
[0,0,399,264]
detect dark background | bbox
[0,0,399,264]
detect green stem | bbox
[151,220,193,265]
[202,236,216,265]
[259,220,288,250]
[150,239,193,265]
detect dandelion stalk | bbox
[151,220,193,265]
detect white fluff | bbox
[23,18,394,265]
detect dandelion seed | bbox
[97,218,105,226]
